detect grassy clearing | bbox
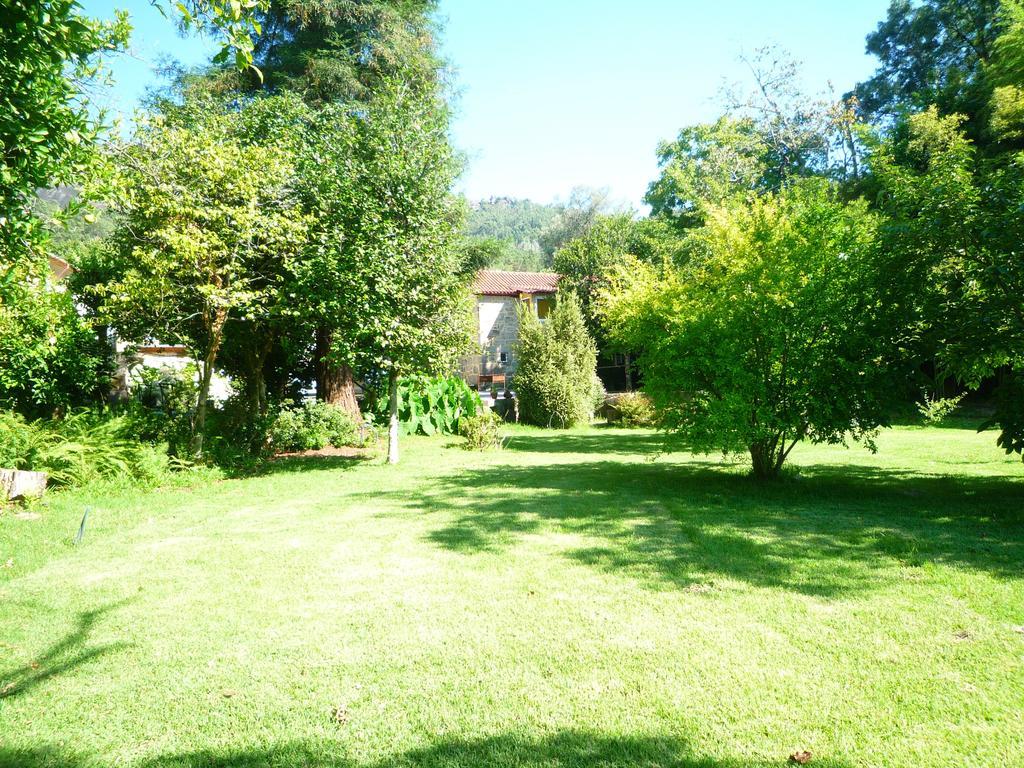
[1,424,1023,767]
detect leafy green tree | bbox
[553,214,639,336]
[297,82,471,464]
[538,187,616,257]
[514,293,598,428]
[178,0,446,417]
[853,0,1004,143]
[0,0,130,264]
[100,112,308,456]
[0,259,110,416]
[871,107,1024,459]
[646,117,772,229]
[601,180,897,479]
[989,0,1024,144]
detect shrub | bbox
[379,376,480,436]
[610,392,657,427]
[0,258,112,417]
[268,400,360,453]
[458,410,504,451]
[917,393,964,425]
[121,365,198,456]
[590,375,607,418]
[1,410,175,488]
[514,293,598,428]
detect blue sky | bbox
[83,0,891,208]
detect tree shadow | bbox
[0,599,133,700]
[504,429,682,456]
[407,456,1024,597]
[230,453,374,479]
[0,732,856,767]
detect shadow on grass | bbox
[228,453,374,479]
[407,445,1024,597]
[0,732,856,768]
[0,599,132,700]
[505,429,681,456]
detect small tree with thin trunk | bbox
[101,113,307,457]
[600,179,898,479]
[297,80,471,464]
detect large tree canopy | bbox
[854,0,1004,141]
[602,180,899,478]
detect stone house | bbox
[460,269,558,390]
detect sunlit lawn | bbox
[2,423,1023,767]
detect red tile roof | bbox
[473,269,559,296]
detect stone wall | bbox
[460,296,521,387]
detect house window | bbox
[535,297,554,319]
[499,351,508,364]
[613,353,626,366]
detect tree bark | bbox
[749,438,781,480]
[190,309,227,458]
[244,330,274,421]
[315,326,361,420]
[624,352,633,391]
[387,370,400,465]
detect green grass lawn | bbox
[2,424,1023,767]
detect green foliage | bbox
[0,411,44,469]
[589,374,607,417]
[297,82,471,384]
[986,371,1024,456]
[871,107,1024,458]
[458,409,504,451]
[514,293,598,428]
[854,0,1003,143]
[0,410,175,488]
[601,179,897,478]
[0,258,110,416]
[119,365,200,456]
[233,0,440,102]
[609,392,657,428]
[990,0,1024,142]
[99,99,309,455]
[464,198,561,267]
[460,236,549,273]
[646,117,774,228]
[268,400,360,453]
[380,376,480,437]
[0,0,130,262]
[917,394,965,426]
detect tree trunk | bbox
[387,370,400,465]
[244,330,274,421]
[749,439,781,480]
[189,310,227,458]
[315,326,361,420]
[190,354,215,457]
[624,352,633,391]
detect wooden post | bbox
[387,370,400,465]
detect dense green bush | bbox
[380,376,480,436]
[0,258,112,417]
[609,392,658,427]
[458,410,504,451]
[121,365,198,455]
[268,400,361,453]
[513,293,598,428]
